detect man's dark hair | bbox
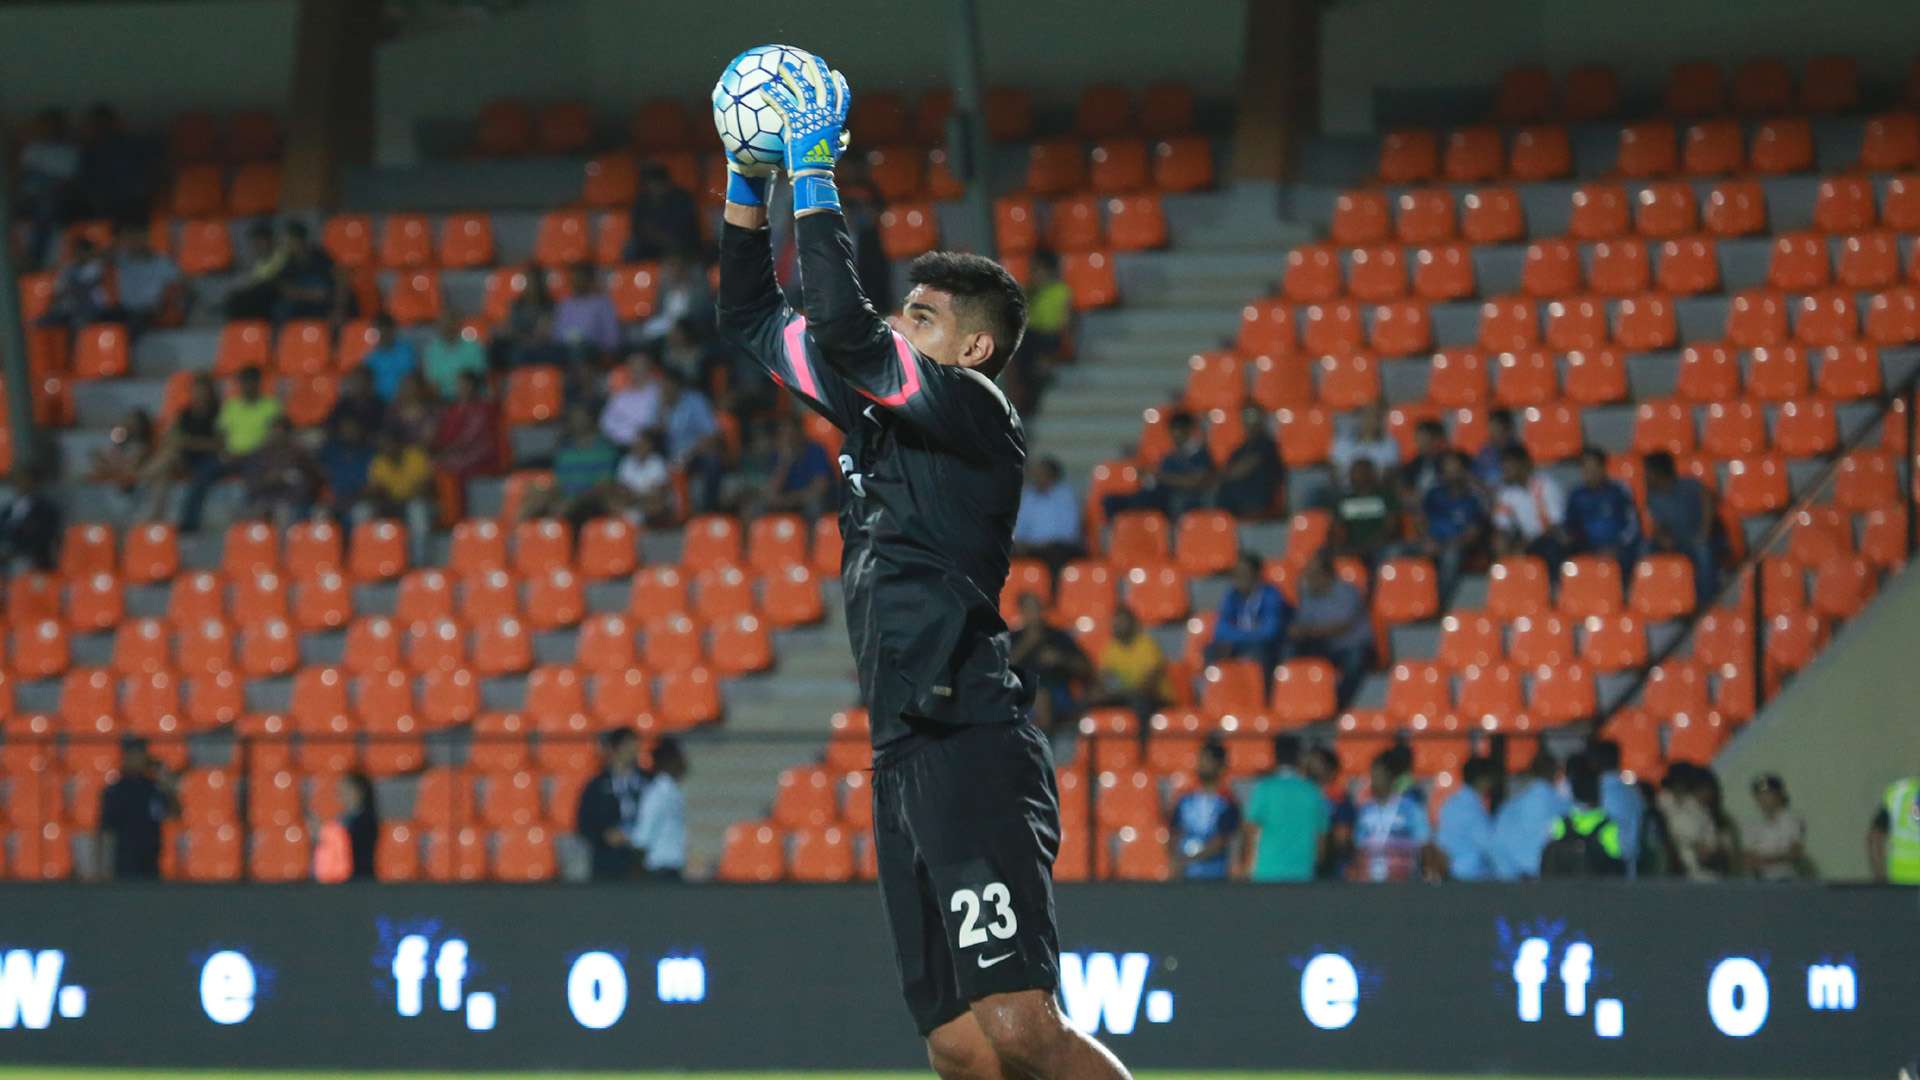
[1565,752,1601,806]
[1462,755,1497,788]
[1500,444,1533,469]
[286,221,310,242]
[1166,410,1195,432]
[651,735,685,770]
[1580,446,1606,468]
[1489,407,1516,428]
[1236,552,1263,577]
[906,251,1028,378]
[1644,450,1677,479]
[1416,418,1447,440]
[247,221,274,242]
[1271,733,1302,769]
[601,728,638,752]
[1199,737,1227,768]
[1588,738,1621,772]
[237,366,263,387]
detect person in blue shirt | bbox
[1473,408,1521,488]
[1205,553,1291,685]
[1492,750,1570,880]
[1169,740,1241,880]
[362,313,419,401]
[1565,447,1640,576]
[1435,755,1503,881]
[1350,745,1429,882]
[1412,450,1489,604]
[1589,737,1646,874]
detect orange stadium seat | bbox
[1385,662,1448,724]
[1486,557,1551,621]
[72,322,129,379]
[1412,243,1475,301]
[1283,243,1341,303]
[379,213,433,269]
[1522,238,1580,298]
[1544,296,1606,352]
[1666,62,1726,116]
[1461,187,1524,244]
[439,212,495,269]
[475,100,534,156]
[1563,64,1619,119]
[1750,117,1813,174]
[1569,183,1630,241]
[1616,121,1677,178]
[1236,301,1297,359]
[1443,126,1503,182]
[1835,451,1899,510]
[1814,177,1877,234]
[1061,252,1118,309]
[878,203,939,258]
[1866,288,1920,346]
[1347,245,1405,302]
[1377,130,1438,184]
[1457,663,1524,724]
[1732,59,1795,114]
[718,822,784,882]
[1682,120,1744,177]
[1590,239,1651,297]
[1704,180,1768,238]
[1837,233,1900,291]
[1887,177,1920,232]
[1477,295,1540,353]
[1024,139,1086,196]
[1152,135,1214,192]
[1509,125,1571,182]
[1394,187,1454,244]
[1860,114,1920,171]
[1330,190,1391,246]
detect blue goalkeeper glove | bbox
[761,55,851,216]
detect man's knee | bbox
[971,990,1067,1074]
[926,1015,1002,1080]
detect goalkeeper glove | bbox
[761,55,851,215]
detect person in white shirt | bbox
[630,737,688,881]
[599,351,664,446]
[1329,400,1401,481]
[610,430,673,524]
[1011,456,1083,573]
[1492,446,1572,565]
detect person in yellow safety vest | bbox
[1867,775,1920,885]
[1540,754,1626,878]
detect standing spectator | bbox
[179,367,282,533]
[85,409,158,514]
[1169,740,1242,880]
[521,406,621,524]
[0,468,63,572]
[335,773,379,881]
[363,314,419,401]
[1106,411,1214,520]
[1644,451,1716,606]
[1397,418,1451,497]
[1306,745,1353,879]
[43,237,113,330]
[491,269,559,370]
[327,367,385,443]
[1540,752,1627,878]
[574,729,648,881]
[610,431,674,524]
[431,370,502,515]
[17,108,81,269]
[241,416,322,526]
[1349,746,1429,882]
[1330,401,1402,479]
[659,373,724,513]
[109,224,184,335]
[94,738,176,881]
[142,373,224,526]
[630,736,689,882]
[1492,750,1568,880]
[359,430,436,565]
[1473,408,1522,487]
[1239,735,1329,883]
[1566,447,1639,573]
[1008,593,1091,741]
[623,163,701,262]
[1012,457,1083,573]
[1868,770,1920,884]
[1590,738,1646,872]
[1206,554,1290,679]
[224,223,287,320]
[1216,404,1284,518]
[317,415,376,519]
[1435,756,1502,881]
[1743,774,1808,881]
[277,221,342,320]
[599,350,665,447]
[553,263,622,364]
[421,309,487,397]
[1286,552,1374,706]
[1322,458,1401,564]
[743,416,832,520]
[1091,608,1168,721]
[1410,450,1489,604]
[78,104,150,226]
[639,253,713,343]
[1491,446,1571,565]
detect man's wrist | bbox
[789,169,841,216]
[725,170,770,207]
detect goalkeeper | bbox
[715,56,1132,1080]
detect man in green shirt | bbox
[1239,735,1330,882]
[422,309,489,398]
[1321,457,1401,563]
[216,366,283,457]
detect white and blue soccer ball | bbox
[712,43,819,171]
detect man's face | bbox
[239,374,261,399]
[1440,454,1466,487]
[1113,610,1137,639]
[1490,419,1514,445]
[892,285,990,370]
[1370,762,1393,797]
[1231,561,1258,592]
[1580,456,1606,486]
[1197,751,1224,784]
[1017,594,1045,627]
[609,739,637,769]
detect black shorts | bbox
[871,719,1062,1036]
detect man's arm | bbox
[716,206,861,432]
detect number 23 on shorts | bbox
[950,882,1019,950]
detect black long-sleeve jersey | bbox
[717,212,1029,754]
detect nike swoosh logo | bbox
[977,952,1013,969]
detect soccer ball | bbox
[712,43,819,172]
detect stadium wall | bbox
[1320,0,1920,133]
[0,883,1909,1073]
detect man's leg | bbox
[970,989,1131,1080]
[927,1012,1008,1080]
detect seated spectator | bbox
[1206,553,1290,679]
[553,263,621,363]
[1435,756,1502,881]
[1239,734,1330,883]
[1216,403,1284,518]
[1540,752,1627,878]
[181,367,282,532]
[1012,457,1083,573]
[1743,774,1807,881]
[521,406,621,525]
[1330,400,1400,481]
[317,415,375,518]
[1105,412,1214,521]
[659,372,724,513]
[1491,446,1571,566]
[359,430,435,564]
[42,237,112,330]
[18,108,80,270]
[241,415,322,526]
[1410,450,1489,603]
[1398,418,1450,497]
[1287,552,1374,707]
[748,415,832,520]
[383,372,441,448]
[1007,593,1092,740]
[1644,451,1716,606]
[609,430,674,525]
[1322,458,1401,564]
[1091,607,1168,721]
[224,222,287,320]
[639,252,714,343]
[140,373,224,526]
[363,314,419,401]
[1022,252,1072,365]
[1169,739,1241,881]
[431,370,502,517]
[327,367,385,443]
[624,163,701,263]
[1492,751,1568,880]
[0,467,63,572]
[85,408,157,513]
[109,224,184,334]
[277,221,342,320]
[600,350,665,447]
[663,317,736,407]
[490,269,560,370]
[1473,408,1523,487]
[422,309,488,397]
[1349,745,1428,882]
[1566,447,1639,573]
[1660,764,1741,880]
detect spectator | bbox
[1022,252,1072,365]
[1012,457,1083,573]
[78,104,149,226]
[327,367,385,444]
[1867,770,1920,884]
[1349,746,1429,882]
[241,415,322,526]
[85,409,158,513]
[1239,734,1329,883]
[1435,756,1502,881]
[383,372,441,448]
[277,221,342,320]
[359,430,436,565]
[1305,745,1353,879]
[1589,738,1646,872]
[317,415,376,518]
[600,350,665,446]
[575,728,648,881]
[422,309,488,397]
[1491,446,1571,566]
[17,108,81,269]
[521,406,620,524]
[1323,457,1401,563]
[639,252,713,343]
[610,430,675,524]
[179,367,283,533]
[1566,447,1639,573]
[1662,765,1740,880]
[659,372,724,513]
[1287,552,1374,706]
[0,468,63,572]
[431,370,502,514]
[142,373,224,526]
[95,737,176,881]
[109,224,184,334]
[1743,774,1808,881]
[1216,404,1284,518]
[43,237,113,330]
[663,317,735,405]
[1644,451,1716,606]
[553,263,622,363]
[1008,593,1092,740]
[490,268,560,370]
[1169,740,1241,880]
[1492,751,1568,880]
[1410,450,1489,603]
[1329,400,1401,479]
[1091,607,1167,721]
[630,736,689,882]
[1206,553,1290,678]
[746,415,833,520]
[624,163,702,262]
[335,773,379,881]
[224,222,287,320]
[1473,408,1522,487]
[1540,753,1627,878]
[1105,411,1214,520]
[1397,418,1450,497]
[363,314,419,401]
